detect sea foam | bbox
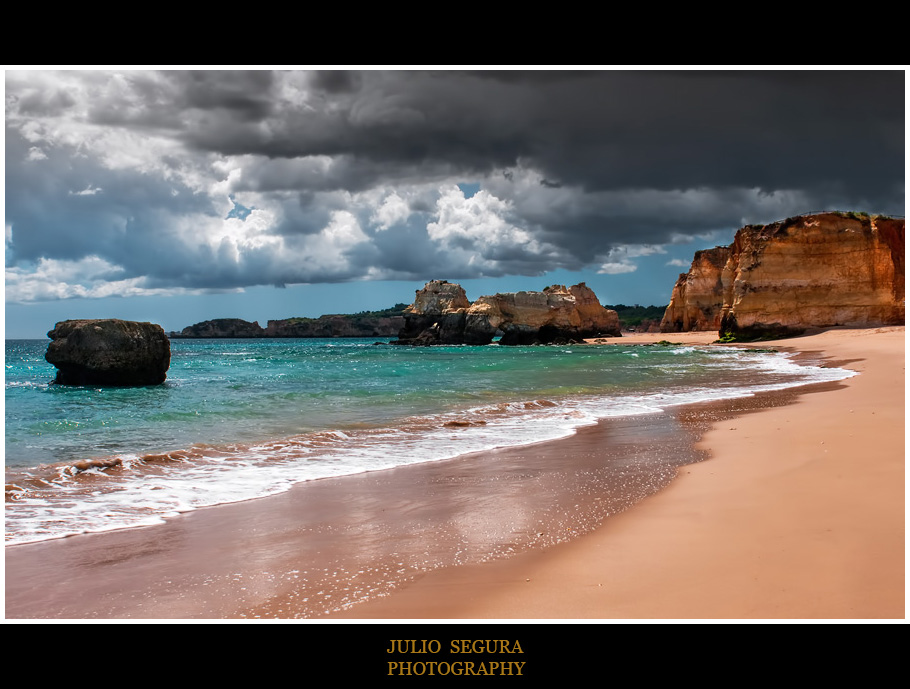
[5,339,854,545]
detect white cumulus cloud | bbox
[372,192,411,230]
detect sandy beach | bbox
[4,327,905,621]
[330,327,906,620]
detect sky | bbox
[4,68,905,339]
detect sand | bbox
[4,327,905,621]
[327,327,906,620]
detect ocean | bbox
[5,337,855,552]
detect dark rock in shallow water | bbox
[45,319,171,386]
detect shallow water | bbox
[5,337,854,546]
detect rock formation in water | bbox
[45,319,171,386]
[660,246,731,332]
[660,212,905,338]
[469,283,622,345]
[394,281,621,345]
[394,280,473,345]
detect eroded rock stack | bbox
[395,281,621,345]
[46,319,171,386]
[391,280,472,345]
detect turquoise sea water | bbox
[5,337,854,546]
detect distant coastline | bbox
[168,305,409,339]
[167,304,667,339]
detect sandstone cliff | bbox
[660,246,731,332]
[395,281,621,345]
[660,212,905,338]
[719,213,904,338]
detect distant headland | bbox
[168,305,409,339]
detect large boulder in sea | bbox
[45,319,171,386]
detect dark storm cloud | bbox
[160,70,904,203]
[307,70,362,94]
[175,70,276,119]
[85,70,277,130]
[5,69,904,301]
[176,71,538,171]
[235,153,468,195]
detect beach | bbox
[332,327,906,620]
[4,327,904,621]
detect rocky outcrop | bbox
[719,213,904,339]
[395,281,621,345]
[660,212,905,339]
[395,280,473,345]
[409,279,472,315]
[660,246,731,332]
[173,318,265,338]
[468,283,622,345]
[46,319,171,386]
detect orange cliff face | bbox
[719,213,904,338]
[660,246,731,332]
[660,212,905,339]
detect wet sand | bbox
[332,327,906,620]
[4,327,904,620]
[4,398,714,619]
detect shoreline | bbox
[330,326,906,620]
[4,327,904,620]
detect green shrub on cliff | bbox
[834,210,871,221]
